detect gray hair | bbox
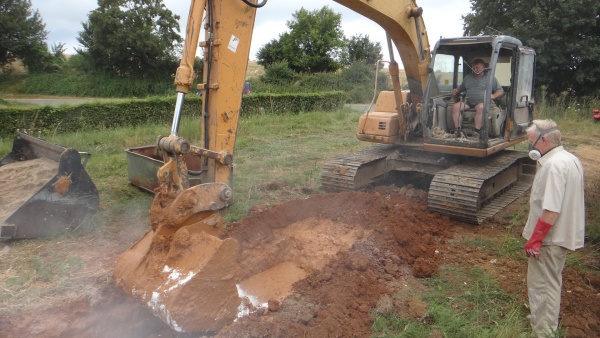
[527,119,561,144]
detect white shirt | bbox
[523,146,586,250]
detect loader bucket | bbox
[0,133,99,240]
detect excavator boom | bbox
[335,0,430,95]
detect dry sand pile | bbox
[0,158,58,223]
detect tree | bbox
[260,61,299,85]
[21,42,67,74]
[0,0,48,71]
[21,44,61,73]
[343,34,383,66]
[23,42,68,73]
[340,60,387,103]
[257,6,345,73]
[256,38,286,69]
[50,43,67,58]
[462,0,600,96]
[77,0,182,78]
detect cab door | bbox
[509,47,536,140]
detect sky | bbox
[29,0,471,64]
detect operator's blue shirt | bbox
[458,71,502,106]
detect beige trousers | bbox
[527,245,568,338]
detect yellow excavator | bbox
[115,0,536,333]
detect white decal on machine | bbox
[228,35,240,53]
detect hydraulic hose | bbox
[203,0,213,153]
[241,0,267,8]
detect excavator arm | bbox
[156,0,262,195]
[148,0,267,236]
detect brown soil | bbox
[1,147,599,338]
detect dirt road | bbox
[1,95,125,107]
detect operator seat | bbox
[447,96,506,138]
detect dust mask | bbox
[528,126,557,161]
[528,143,542,161]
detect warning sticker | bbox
[228,35,240,53]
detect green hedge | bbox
[241,91,345,115]
[0,92,344,139]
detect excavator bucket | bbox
[0,132,99,240]
[125,145,203,193]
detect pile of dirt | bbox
[216,187,454,337]
[112,185,452,334]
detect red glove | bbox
[525,218,553,260]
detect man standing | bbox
[451,58,504,136]
[523,119,585,337]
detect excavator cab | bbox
[422,35,536,156]
[353,36,536,157]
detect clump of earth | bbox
[1,184,599,338]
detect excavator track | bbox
[322,144,394,192]
[322,143,452,192]
[322,146,535,224]
[428,151,535,224]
